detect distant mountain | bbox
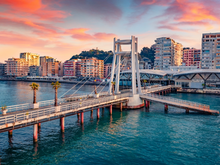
[70,49,113,64]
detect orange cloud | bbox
[65,28,117,41]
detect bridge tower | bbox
[109,36,144,108]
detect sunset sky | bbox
[0,0,220,62]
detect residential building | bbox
[104,63,112,78]
[182,48,200,68]
[40,56,55,66]
[154,37,183,70]
[20,52,40,66]
[5,58,29,77]
[40,61,61,77]
[201,32,220,69]
[81,57,104,78]
[0,63,6,76]
[63,60,76,76]
[29,66,40,76]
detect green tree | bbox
[51,81,61,106]
[30,82,39,104]
[140,47,155,63]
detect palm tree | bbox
[51,81,61,106]
[30,82,39,104]
[111,81,116,96]
[143,79,147,89]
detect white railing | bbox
[143,93,210,110]
[0,93,130,126]
[3,91,111,114]
[142,85,172,94]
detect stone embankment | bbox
[177,88,220,95]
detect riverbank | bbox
[177,88,220,95]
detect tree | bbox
[51,81,61,106]
[111,81,115,96]
[30,82,39,104]
[140,47,155,63]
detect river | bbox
[0,81,220,165]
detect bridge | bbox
[1,36,219,143]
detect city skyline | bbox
[0,0,220,62]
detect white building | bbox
[154,37,182,70]
[170,66,198,72]
[201,33,220,69]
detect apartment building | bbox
[104,63,112,78]
[40,56,55,66]
[63,60,76,76]
[40,61,60,77]
[5,58,29,77]
[154,37,183,70]
[29,66,40,76]
[201,33,220,69]
[20,52,40,66]
[0,63,6,76]
[81,57,104,78]
[182,48,200,68]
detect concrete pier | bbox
[97,108,100,119]
[8,130,12,137]
[81,112,84,124]
[60,117,64,132]
[109,105,112,115]
[38,123,41,128]
[77,113,80,120]
[120,102,123,112]
[33,124,38,143]
[91,110,93,118]
[165,104,168,112]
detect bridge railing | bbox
[0,93,130,126]
[3,91,111,114]
[145,93,210,110]
[142,85,172,94]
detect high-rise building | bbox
[5,58,29,77]
[201,33,220,69]
[81,57,104,78]
[40,61,60,77]
[154,37,183,70]
[182,48,200,68]
[20,52,40,66]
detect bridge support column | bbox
[8,130,13,137]
[109,105,112,115]
[60,117,64,132]
[81,112,84,124]
[97,108,100,119]
[91,110,93,117]
[186,109,189,114]
[33,124,38,143]
[120,102,123,112]
[102,107,105,115]
[38,123,41,128]
[164,104,168,112]
[77,113,80,120]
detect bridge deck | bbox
[140,94,219,115]
[0,94,129,133]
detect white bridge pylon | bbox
[108,36,142,95]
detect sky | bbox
[0,0,220,62]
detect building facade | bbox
[154,37,183,70]
[5,58,29,77]
[29,66,40,76]
[182,48,200,68]
[81,58,104,78]
[0,63,6,76]
[20,52,40,66]
[201,33,220,69]
[63,60,76,76]
[104,63,112,78]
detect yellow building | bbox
[20,52,40,66]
